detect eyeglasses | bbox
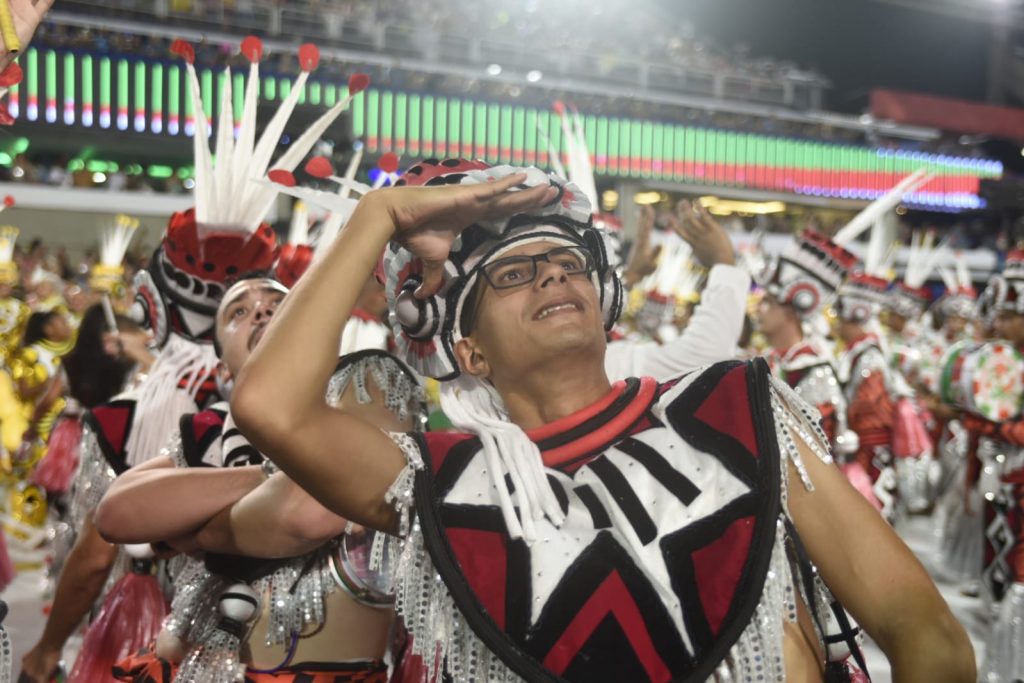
[480,246,595,290]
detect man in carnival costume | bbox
[884,231,943,349]
[233,160,973,682]
[757,230,858,460]
[933,262,977,346]
[834,270,935,519]
[19,34,365,682]
[95,274,421,683]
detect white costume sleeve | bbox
[604,264,750,381]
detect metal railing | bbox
[53,0,829,111]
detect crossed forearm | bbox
[95,465,263,543]
[196,473,347,558]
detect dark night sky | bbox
[673,0,993,112]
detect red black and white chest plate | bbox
[413,360,782,682]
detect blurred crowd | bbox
[58,0,827,89]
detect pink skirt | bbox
[32,415,82,494]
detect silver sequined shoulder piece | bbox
[164,428,188,469]
[769,375,834,498]
[792,363,845,414]
[65,425,117,534]
[163,556,225,645]
[380,431,424,540]
[0,608,10,683]
[326,356,426,423]
[844,344,889,400]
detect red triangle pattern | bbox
[91,403,134,458]
[447,527,509,630]
[690,515,756,636]
[693,366,759,457]
[542,570,672,683]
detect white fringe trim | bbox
[125,334,218,467]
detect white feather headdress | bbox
[170,37,369,233]
[99,214,139,268]
[903,230,948,290]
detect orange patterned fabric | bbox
[113,651,389,683]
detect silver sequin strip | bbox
[0,619,10,683]
[65,426,117,536]
[327,356,425,421]
[164,556,225,645]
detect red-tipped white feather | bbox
[183,60,215,224]
[230,58,261,205]
[212,67,235,225]
[240,73,369,228]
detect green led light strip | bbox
[366,88,379,151]
[168,64,179,130]
[45,50,56,120]
[408,93,421,156]
[62,53,73,122]
[117,58,128,127]
[134,61,145,127]
[81,55,93,124]
[395,92,407,154]
[381,91,393,152]
[200,69,212,120]
[233,72,244,123]
[151,63,163,131]
[99,56,110,125]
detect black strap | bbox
[784,519,871,680]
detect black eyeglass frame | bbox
[479,245,596,291]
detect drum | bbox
[940,340,1024,421]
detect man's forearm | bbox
[36,520,117,652]
[614,264,749,381]
[96,466,263,543]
